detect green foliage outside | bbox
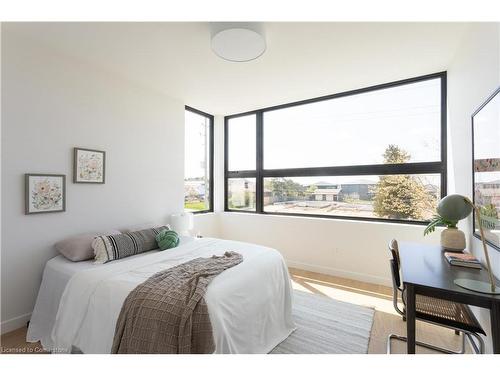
[228,190,255,209]
[264,178,307,201]
[184,201,207,211]
[481,203,499,219]
[228,193,253,209]
[305,184,317,195]
[373,145,436,220]
[479,204,499,230]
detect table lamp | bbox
[170,212,194,236]
[435,194,499,294]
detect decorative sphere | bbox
[156,230,180,250]
[437,194,472,221]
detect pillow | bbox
[155,229,180,250]
[55,230,121,262]
[122,223,169,233]
[92,226,169,264]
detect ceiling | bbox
[5,22,469,115]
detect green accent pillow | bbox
[155,229,180,250]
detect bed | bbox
[27,237,295,354]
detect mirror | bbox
[472,87,500,251]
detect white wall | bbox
[0,29,188,333]
[448,23,500,353]
[219,213,440,285]
[192,213,220,238]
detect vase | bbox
[441,228,466,252]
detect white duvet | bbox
[32,237,295,354]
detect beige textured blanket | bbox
[111,251,243,354]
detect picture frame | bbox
[472,86,500,251]
[73,147,106,184]
[25,174,66,214]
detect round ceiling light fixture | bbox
[211,23,266,62]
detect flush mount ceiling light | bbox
[210,23,266,62]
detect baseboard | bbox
[286,259,392,287]
[0,312,31,335]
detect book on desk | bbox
[444,251,482,269]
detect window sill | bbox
[223,210,432,227]
[191,210,215,216]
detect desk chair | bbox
[387,239,485,354]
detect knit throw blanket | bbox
[111,251,243,354]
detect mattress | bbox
[27,237,295,354]
[26,237,177,351]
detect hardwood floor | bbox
[0,327,46,354]
[0,267,468,354]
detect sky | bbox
[185,110,209,179]
[186,78,445,188]
[228,78,441,171]
[227,114,257,171]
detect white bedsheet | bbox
[27,237,295,354]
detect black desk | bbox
[399,242,500,354]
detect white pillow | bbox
[92,236,113,264]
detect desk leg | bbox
[491,301,500,354]
[406,284,416,354]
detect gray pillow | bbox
[122,223,165,233]
[93,226,170,264]
[55,230,121,262]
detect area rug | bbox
[271,290,375,354]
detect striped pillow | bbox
[92,225,170,264]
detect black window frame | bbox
[185,105,214,214]
[224,72,447,225]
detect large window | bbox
[184,106,214,213]
[225,73,447,224]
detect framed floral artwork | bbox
[25,174,66,214]
[74,147,105,184]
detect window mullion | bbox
[224,117,229,212]
[256,111,264,213]
[440,73,448,197]
[262,162,443,178]
[227,171,257,178]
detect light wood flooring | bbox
[288,267,469,354]
[0,267,468,354]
